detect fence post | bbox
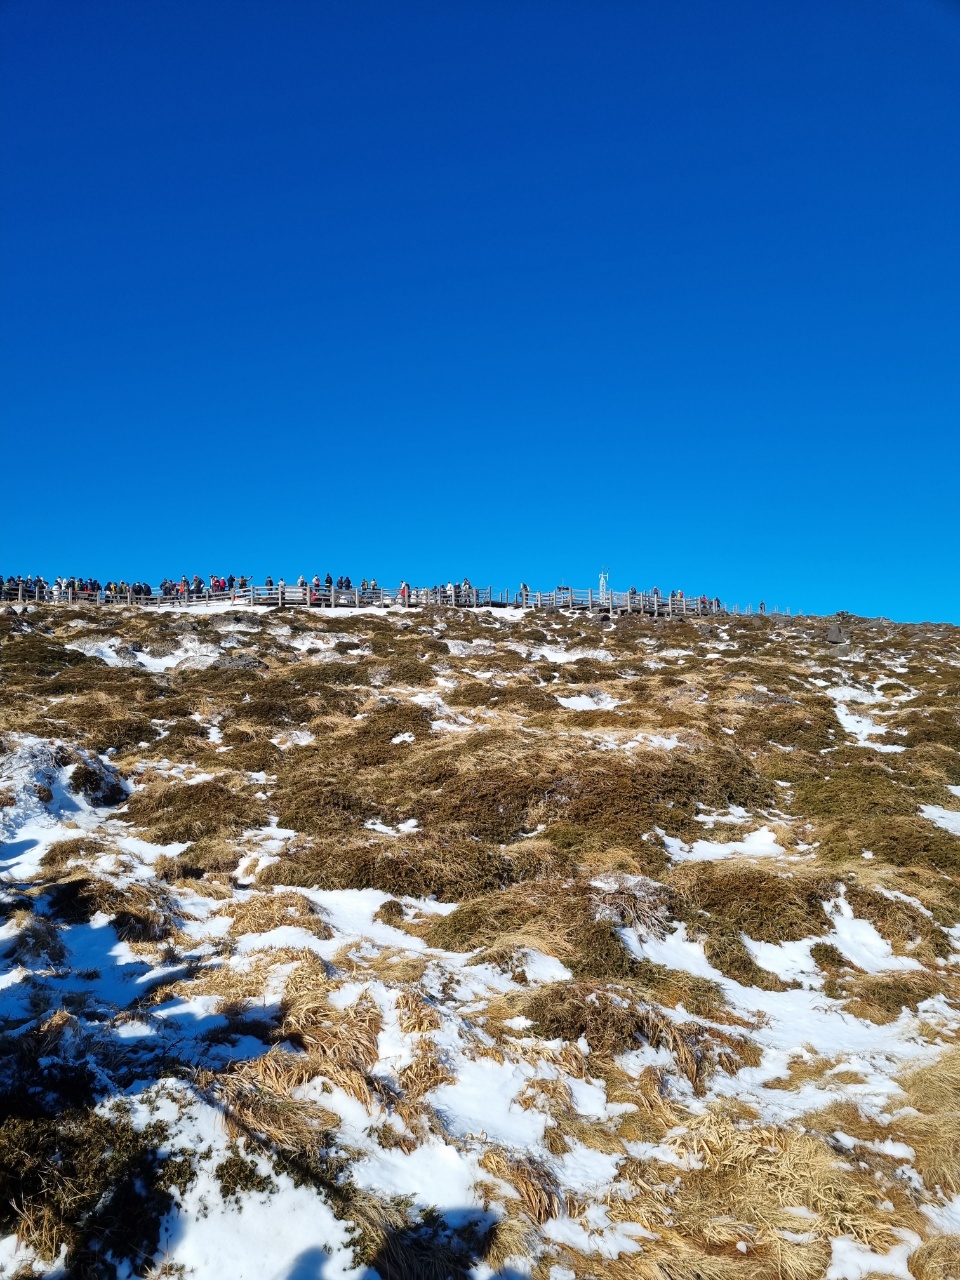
[355,588,360,609]
[278,583,285,609]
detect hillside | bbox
[1,601,959,1280]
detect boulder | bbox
[826,622,846,644]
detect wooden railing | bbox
[1,581,793,616]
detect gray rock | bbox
[212,653,265,670]
[826,622,846,644]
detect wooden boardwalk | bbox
[2,582,792,616]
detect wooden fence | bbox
[2,581,793,616]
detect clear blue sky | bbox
[2,0,958,620]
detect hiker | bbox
[759,600,766,614]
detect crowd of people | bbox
[1,572,730,613]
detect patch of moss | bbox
[215,1145,276,1201]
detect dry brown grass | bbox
[660,1108,907,1261]
[397,1039,454,1099]
[895,1046,960,1195]
[395,985,441,1033]
[521,982,715,1090]
[40,873,175,942]
[124,774,268,843]
[836,968,947,1024]
[204,1050,340,1153]
[479,1147,564,1224]
[911,1234,960,1280]
[845,884,952,960]
[279,971,383,1106]
[221,890,332,939]
[39,834,110,871]
[424,877,647,981]
[7,608,960,1275]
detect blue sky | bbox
[2,0,958,620]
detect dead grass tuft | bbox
[124,775,268,843]
[479,1147,563,1224]
[42,873,175,941]
[204,1051,339,1154]
[895,1046,960,1194]
[910,1234,960,1280]
[522,982,709,1088]
[280,977,382,1106]
[397,1040,454,1099]
[222,891,332,940]
[396,986,441,1033]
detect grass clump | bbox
[124,775,267,843]
[0,1107,194,1274]
[845,884,952,960]
[837,969,944,1024]
[40,834,109,871]
[424,878,643,979]
[560,748,778,845]
[223,891,332,939]
[155,835,245,881]
[68,754,127,806]
[668,863,836,988]
[261,833,551,901]
[815,815,960,876]
[346,703,434,767]
[42,874,175,941]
